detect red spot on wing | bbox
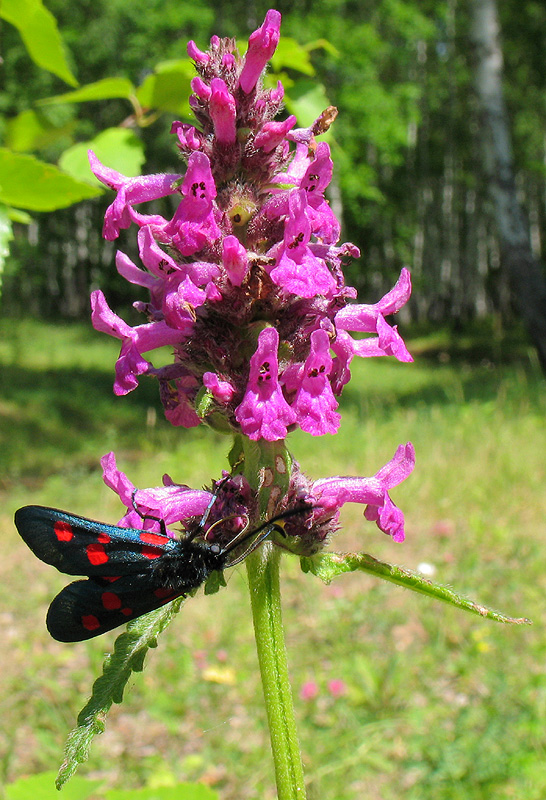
[86,542,108,565]
[140,531,166,545]
[102,576,120,583]
[141,545,162,560]
[98,531,111,544]
[82,614,100,631]
[154,587,175,599]
[101,591,121,610]
[54,521,73,541]
[121,607,133,616]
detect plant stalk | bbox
[246,544,307,800]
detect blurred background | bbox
[1,2,545,799]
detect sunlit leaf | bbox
[301,551,531,625]
[105,784,219,800]
[136,59,194,116]
[38,78,136,106]
[0,149,101,211]
[59,128,145,185]
[56,598,185,788]
[5,109,75,153]
[283,80,331,128]
[0,0,77,86]
[5,770,100,800]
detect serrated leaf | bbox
[136,59,194,116]
[0,205,14,292]
[5,770,101,800]
[0,0,77,86]
[284,80,332,128]
[0,149,101,210]
[301,551,531,625]
[59,128,145,185]
[5,109,76,153]
[56,598,185,789]
[38,77,136,106]
[105,783,219,800]
[204,569,227,595]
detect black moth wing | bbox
[47,539,230,642]
[14,505,180,577]
[46,574,182,642]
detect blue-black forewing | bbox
[14,505,179,577]
[46,574,181,642]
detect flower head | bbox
[89,10,412,443]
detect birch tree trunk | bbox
[470,0,546,371]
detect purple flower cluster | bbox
[90,9,416,549]
[89,8,412,442]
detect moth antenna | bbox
[131,489,168,537]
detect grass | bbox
[0,317,545,799]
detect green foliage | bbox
[5,771,101,800]
[57,599,186,788]
[5,772,219,800]
[301,551,530,625]
[0,205,14,289]
[59,128,146,185]
[2,319,544,798]
[0,0,77,86]
[0,149,101,210]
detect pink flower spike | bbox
[203,372,236,403]
[138,226,180,278]
[171,121,201,151]
[91,289,133,339]
[191,76,212,100]
[187,40,210,64]
[291,329,341,435]
[374,442,416,489]
[209,78,237,144]
[235,327,296,441]
[89,152,181,241]
[115,250,158,290]
[101,451,213,531]
[377,268,412,315]
[238,9,281,93]
[312,443,415,541]
[222,235,249,286]
[254,116,297,153]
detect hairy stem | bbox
[246,544,307,800]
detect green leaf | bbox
[301,551,531,625]
[271,38,316,76]
[5,770,101,800]
[38,77,136,106]
[136,59,194,116]
[56,598,185,789]
[59,128,146,185]
[5,109,76,153]
[0,205,14,292]
[0,149,101,211]
[105,783,219,800]
[284,80,331,128]
[0,0,77,86]
[204,569,227,595]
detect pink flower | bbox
[235,328,297,441]
[327,679,346,698]
[300,681,319,701]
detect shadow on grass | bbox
[0,363,203,485]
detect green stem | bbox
[246,543,307,800]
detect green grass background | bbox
[1,318,545,799]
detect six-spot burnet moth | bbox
[14,499,309,642]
